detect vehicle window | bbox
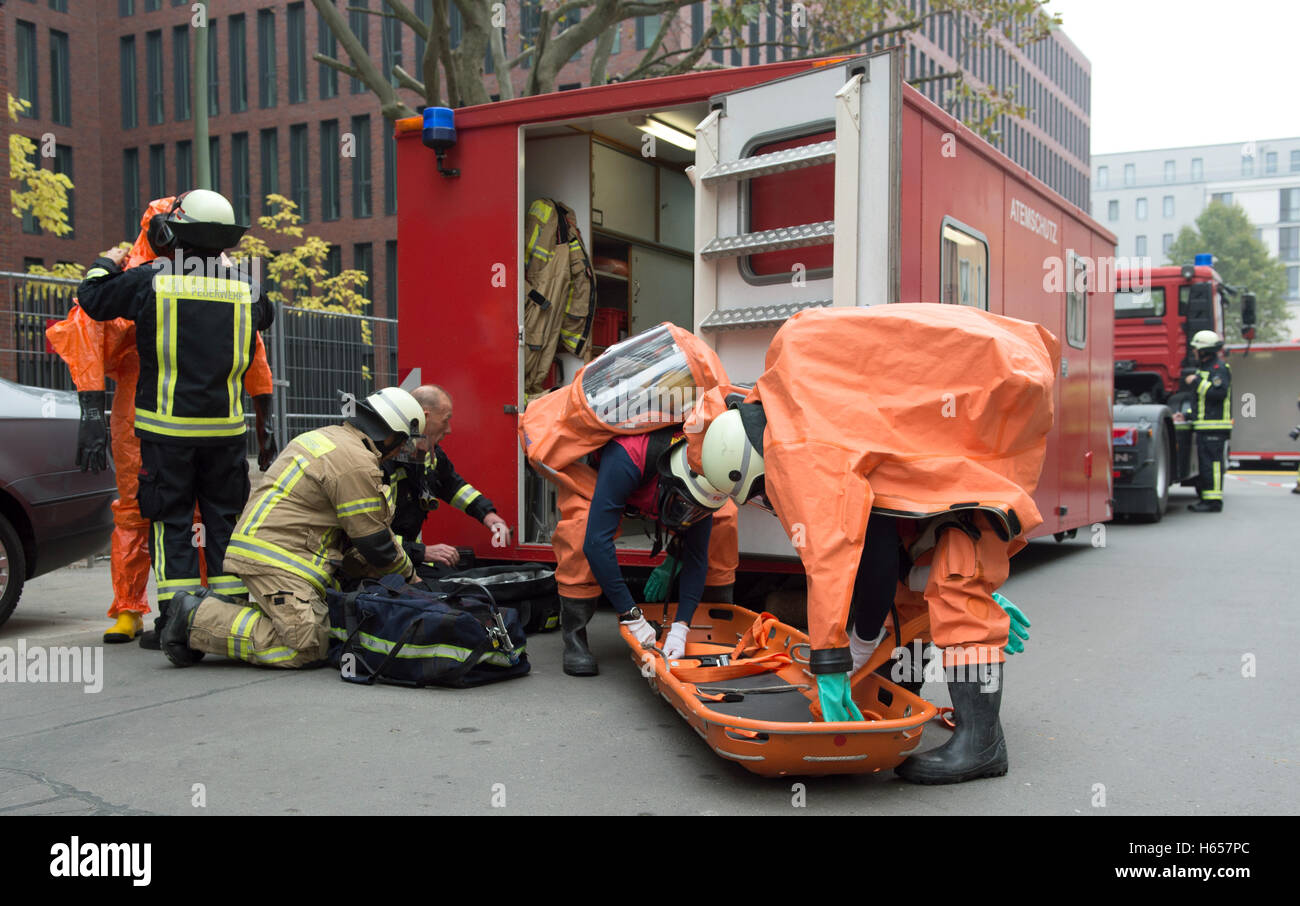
[1066,250,1087,348]
[940,220,988,309]
[1114,286,1165,319]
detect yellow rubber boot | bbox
[104,611,144,644]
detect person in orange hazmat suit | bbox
[519,324,740,676]
[688,303,1059,784]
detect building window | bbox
[120,36,138,128]
[232,132,250,224]
[207,20,220,115]
[1108,199,1119,221]
[149,143,166,199]
[17,20,39,118]
[940,219,989,310]
[1135,235,1147,258]
[325,245,342,279]
[1163,159,1174,182]
[382,9,402,86]
[50,29,71,126]
[414,0,431,65]
[1136,197,1147,220]
[1242,154,1254,177]
[1265,151,1278,175]
[385,240,398,320]
[1162,195,1174,218]
[1162,233,1173,257]
[173,25,191,121]
[177,140,193,193]
[260,128,279,213]
[351,115,372,219]
[290,123,310,221]
[54,145,73,236]
[636,14,659,50]
[230,14,248,112]
[1282,188,1300,223]
[1065,250,1087,349]
[257,9,277,109]
[21,149,42,232]
[1097,165,1108,188]
[321,119,340,221]
[1211,192,1233,206]
[350,1,369,93]
[209,136,221,194]
[120,0,135,14]
[123,149,141,239]
[354,243,373,309]
[1191,157,1203,180]
[146,30,164,124]
[383,128,397,215]
[1123,163,1135,186]
[287,2,307,104]
[1287,266,1299,300]
[1291,150,1300,173]
[145,0,161,10]
[1280,227,1299,262]
[318,7,338,99]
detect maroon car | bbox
[0,379,117,627]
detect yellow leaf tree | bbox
[8,94,73,236]
[230,194,376,379]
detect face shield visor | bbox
[656,444,727,532]
[581,325,698,430]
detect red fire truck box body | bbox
[394,50,1117,569]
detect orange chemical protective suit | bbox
[45,197,274,618]
[520,323,739,599]
[685,304,1059,669]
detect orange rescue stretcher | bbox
[621,602,939,777]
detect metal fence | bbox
[0,271,398,454]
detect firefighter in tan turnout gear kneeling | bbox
[159,388,426,668]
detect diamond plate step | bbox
[699,299,833,332]
[700,141,836,184]
[699,221,835,260]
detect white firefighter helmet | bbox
[163,188,248,251]
[656,443,728,531]
[700,408,766,504]
[351,387,426,453]
[1190,329,1223,351]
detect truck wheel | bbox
[1141,425,1170,523]
[0,512,27,629]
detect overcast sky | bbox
[1045,0,1300,156]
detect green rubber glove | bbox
[994,592,1031,655]
[643,555,680,603]
[816,673,865,722]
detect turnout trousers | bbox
[137,439,250,605]
[189,570,329,668]
[1194,431,1228,503]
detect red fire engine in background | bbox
[393,49,1118,570]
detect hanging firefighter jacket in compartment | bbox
[523,198,596,396]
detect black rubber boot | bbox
[560,596,599,677]
[896,662,1006,784]
[1188,500,1222,512]
[700,583,734,604]
[160,591,207,667]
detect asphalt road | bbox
[2,475,1296,816]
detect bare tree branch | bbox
[312,52,362,80]
[309,0,417,118]
[434,0,458,106]
[392,63,427,96]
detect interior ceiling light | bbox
[633,116,696,152]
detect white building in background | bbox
[1091,138,1300,340]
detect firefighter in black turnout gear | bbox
[1185,330,1231,512]
[77,189,273,639]
[382,384,507,576]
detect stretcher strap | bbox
[667,612,791,683]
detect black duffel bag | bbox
[325,573,529,688]
[429,563,560,634]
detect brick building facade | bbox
[4,1,1091,322]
